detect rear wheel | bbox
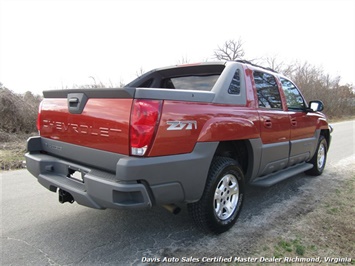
[306,135,328,176]
[188,157,245,234]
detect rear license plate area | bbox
[67,167,85,183]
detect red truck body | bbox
[26,61,332,233]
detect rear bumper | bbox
[25,137,218,210]
[26,152,152,209]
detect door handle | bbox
[264,119,272,128]
[291,118,297,127]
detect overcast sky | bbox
[0,0,354,95]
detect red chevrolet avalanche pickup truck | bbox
[26,60,332,233]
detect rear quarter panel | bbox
[148,101,260,156]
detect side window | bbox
[228,69,241,95]
[280,78,306,110]
[138,78,154,88]
[253,71,282,109]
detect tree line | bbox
[0,85,42,134]
[214,39,354,118]
[0,39,353,134]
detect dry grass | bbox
[250,158,355,265]
[298,177,355,258]
[0,131,36,171]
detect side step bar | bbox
[251,163,313,187]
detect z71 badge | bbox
[167,120,197,130]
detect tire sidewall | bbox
[316,137,328,173]
[206,162,244,232]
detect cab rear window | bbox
[126,64,225,91]
[161,75,220,91]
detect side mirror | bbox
[308,100,324,112]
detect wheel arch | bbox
[213,139,257,182]
[320,129,331,149]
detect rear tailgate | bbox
[39,88,135,155]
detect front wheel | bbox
[306,135,328,176]
[188,157,245,234]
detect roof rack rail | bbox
[235,59,278,73]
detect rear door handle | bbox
[264,119,272,128]
[291,118,297,127]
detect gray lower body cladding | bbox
[25,137,218,210]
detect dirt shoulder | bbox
[247,155,355,265]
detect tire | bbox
[305,135,328,176]
[188,156,245,234]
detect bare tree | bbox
[0,88,40,133]
[263,56,285,72]
[284,60,355,118]
[119,79,125,87]
[214,38,245,61]
[281,63,296,77]
[177,55,190,65]
[136,67,145,77]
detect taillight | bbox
[130,99,162,156]
[36,100,43,132]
